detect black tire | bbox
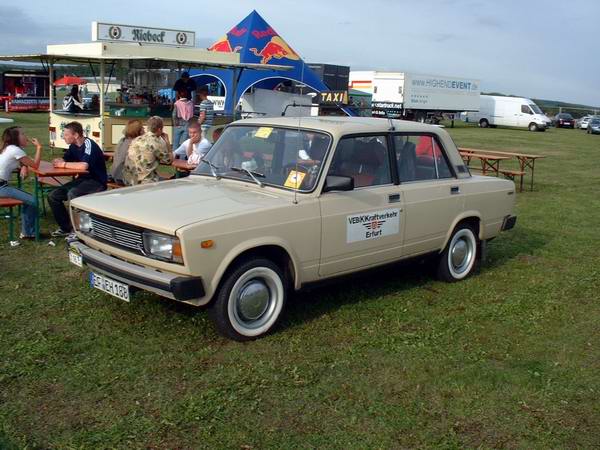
[436,224,479,282]
[479,119,489,128]
[208,258,287,341]
[528,123,538,132]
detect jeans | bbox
[0,185,37,236]
[48,178,105,232]
[172,126,188,151]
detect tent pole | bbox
[48,60,54,113]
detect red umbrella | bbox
[53,75,87,87]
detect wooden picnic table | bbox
[459,150,510,176]
[459,148,546,191]
[31,161,88,241]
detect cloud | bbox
[0,6,87,54]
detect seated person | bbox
[110,119,144,184]
[62,85,83,113]
[123,116,172,185]
[49,121,107,237]
[172,122,212,165]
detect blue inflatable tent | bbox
[188,10,348,116]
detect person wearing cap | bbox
[173,72,197,100]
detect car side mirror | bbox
[323,175,354,192]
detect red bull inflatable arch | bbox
[189,10,353,116]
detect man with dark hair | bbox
[173,72,197,99]
[197,85,214,134]
[48,121,107,237]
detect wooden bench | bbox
[107,181,125,190]
[0,198,24,241]
[498,169,526,191]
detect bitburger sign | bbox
[92,22,195,47]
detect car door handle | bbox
[388,193,401,203]
[450,186,460,195]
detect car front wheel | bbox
[528,123,538,132]
[437,225,479,282]
[208,258,287,341]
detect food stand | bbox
[0,22,290,150]
[1,69,50,112]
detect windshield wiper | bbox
[200,158,221,179]
[230,166,265,187]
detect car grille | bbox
[90,215,144,254]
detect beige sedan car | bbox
[68,117,517,341]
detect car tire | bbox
[436,224,479,282]
[528,123,538,132]
[479,119,489,128]
[208,258,287,341]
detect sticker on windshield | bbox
[255,127,273,139]
[284,170,306,189]
[347,208,400,243]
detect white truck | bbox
[349,71,480,123]
[463,95,552,132]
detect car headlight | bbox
[143,231,183,264]
[72,209,93,233]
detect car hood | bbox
[70,177,291,234]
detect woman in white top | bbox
[0,126,43,239]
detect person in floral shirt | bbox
[123,116,172,185]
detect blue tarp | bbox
[188,10,347,115]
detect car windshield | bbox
[558,113,573,119]
[192,125,332,192]
[530,104,543,114]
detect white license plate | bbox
[69,250,83,267]
[90,272,130,302]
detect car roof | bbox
[232,116,442,136]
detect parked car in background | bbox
[553,113,575,128]
[587,117,600,134]
[66,117,517,341]
[576,115,593,129]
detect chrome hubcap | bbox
[451,239,468,269]
[237,280,270,321]
[447,228,476,279]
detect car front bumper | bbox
[68,239,205,302]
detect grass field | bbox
[1,113,599,449]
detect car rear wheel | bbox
[528,123,538,132]
[437,225,479,282]
[479,119,489,128]
[208,258,287,341]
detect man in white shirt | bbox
[172,122,212,164]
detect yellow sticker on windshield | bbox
[255,127,273,139]
[284,170,306,189]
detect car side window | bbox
[521,105,533,114]
[328,135,391,188]
[394,135,453,182]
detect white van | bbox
[464,95,552,131]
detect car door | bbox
[517,104,534,127]
[393,133,464,256]
[319,134,405,277]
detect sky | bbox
[1,0,598,105]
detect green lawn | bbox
[1,113,600,449]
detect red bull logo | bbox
[249,36,300,64]
[208,35,242,53]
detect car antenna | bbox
[293,62,307,205]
